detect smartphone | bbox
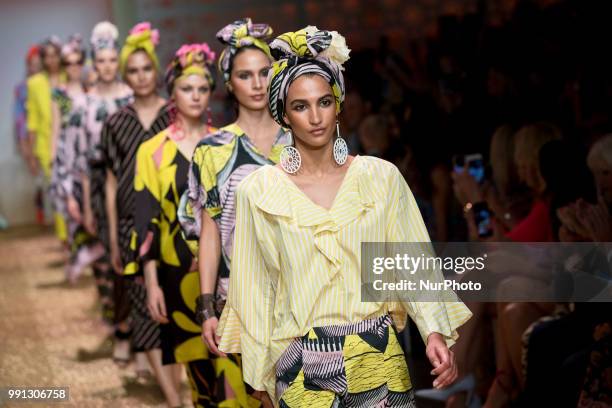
[473,201,493,238]
[453,153,485,184]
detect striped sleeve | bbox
[217,178,276,394]
[99,116,116,173]
[385,165,472,348]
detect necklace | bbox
[169,122,186,141]
[169,121,210,142]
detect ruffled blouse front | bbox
[217,155,473,403]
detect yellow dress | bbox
[217,155,473,402]
[26,72,62,177]
[27,72,67,240]
[134,128,212,363]
[134,128,222,408]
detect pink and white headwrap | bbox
[164,43,217,94]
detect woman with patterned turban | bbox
[99,21,177,402]
[177,17,289,407]
[216,27,473,407]
[133,43,218,407]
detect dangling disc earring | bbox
[333,120,348,165]
[280,130,301,174]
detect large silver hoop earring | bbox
[280,131,301,174]
[333,121,348,166]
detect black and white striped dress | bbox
[100,103,171,351]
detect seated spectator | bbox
[339,86,371,155]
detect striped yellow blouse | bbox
[217,155,472,400]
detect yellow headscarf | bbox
[119,22,160,75]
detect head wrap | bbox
[26,45,39,63]
[216,18,273,83]
[164,43,216,94]
[268,26,350,128]
[39,35,62,59]
[90,21,119,57]
[61,34,85,61]
[119,22,160,75]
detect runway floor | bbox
[0,227,443,408]
[0,228,172,407]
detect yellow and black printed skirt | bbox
[275,315,416,408]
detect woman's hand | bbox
[67,195,82,223]
[110,243,123,275]
[202,317,227,357]
[464,208,509,242]
[576,196,612,242]
[426,332,457,389]
[146,284,169,324]
[490,216,511,242]
[28,155,40,176]
[451,166,483,205]
[83,206,96,235]
[557,202,590,239]
[253,390,274,408]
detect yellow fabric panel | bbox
[134,129,167,200]
[174,335,208,363]
[173,310,202,333]
[26,72,67,176]
[179,270,200,313]
[26,73,45,133]
[278,370,336,408]
[193,141,232,193]
[214,356,261,408]
[160,221,181,267]
[27,73,52,176]
[124,261,139,275]
[384,329,413,392]
[343,334,387,394]
[53,212,67,242]
[135,129,184,268]
[159,165,178,222]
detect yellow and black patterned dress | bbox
[134,127,217,363]
[134,127,219,406]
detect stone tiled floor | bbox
[0,229,172,407]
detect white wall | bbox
[0,0,111,226]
